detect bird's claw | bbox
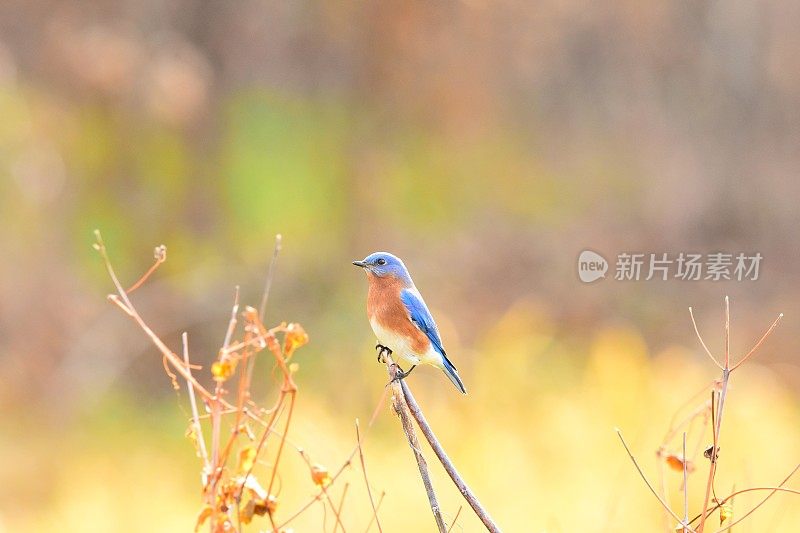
[394,365,416,381]
[375,343,392,364]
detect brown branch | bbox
[259,234,282,322]
[688,463,800,529]
[446,506,463,533]
[689,306,723,370]
[126,244,166,293]
[356,419,382,533]
[386,360,447,533]
[616,429,696,532]
[333,483,350,533]
[729,312,783,372]
[277,386,392,531]
[182,332,209,477]
[398,377,501,532]
[364,491,386,533]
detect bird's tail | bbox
[440,354,467,394]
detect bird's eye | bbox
[376,258,387,266]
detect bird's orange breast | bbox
[366,274,430,354]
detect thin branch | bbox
[277,385,392,531]
[446,506,463,533]
[126,244,167,293]
[222,286,241,350]
[724,296,730,369]
[364,491,386,533]
[183,332,209,475]
[615,429,697,532]
[689,307,723,370]
[689,463,800,529]
[356,419,382,533]
[730,313,783,372]
[298,450,347,533]
[333,483,350,533]
[683,432,689,531]
[385,358,447,533]
[259,234,282,322]
[398,378,501,532]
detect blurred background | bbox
[2,1,800,531]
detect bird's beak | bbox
[352,260,367,268]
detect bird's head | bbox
[352,252,412,285]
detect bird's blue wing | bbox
[400,288,446,356]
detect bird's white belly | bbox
[369,317,441,367]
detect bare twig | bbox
[398,378,501,532]
[729,313,783,372]
[126,244,166,293]
[385,359,447,533]
[616,429,697,532]
[364,491,386,533]
[356,419,382,533]
[689,307,723,370]
[446,506,463,533]
[689,463,800,530]
[259,234,282,322]
[683,433,689,531]
[183,332,209,477]
[333,483,350,533]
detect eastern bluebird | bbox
[353,252,467,394]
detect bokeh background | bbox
[2,1,800,531]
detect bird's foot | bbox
[375,343,392,364]
[394,365,417,381]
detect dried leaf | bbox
[665,453,695,473]
[238,445,257,474]
[211,360,235,382]
[185,424,201,458]
[240,499,255,525]
[253,494,278,516]
[310,463,332,488]
[720,503,733,524]
[283,323,309,358]
[194,505,213,532]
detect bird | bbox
[352,252,466,394]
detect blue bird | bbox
[353,252,466,394]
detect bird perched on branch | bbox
[353,252,466,394]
